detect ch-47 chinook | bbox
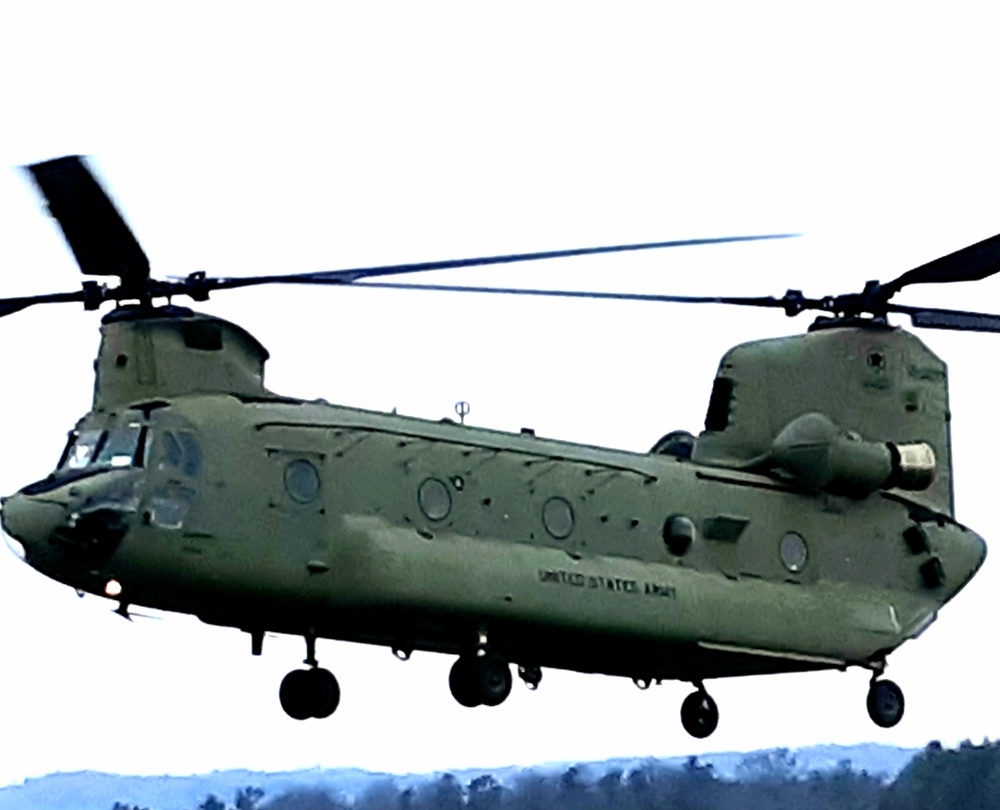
[0,156,994,738]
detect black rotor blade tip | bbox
[26,156,150,285]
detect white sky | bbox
[2,0,1000,788]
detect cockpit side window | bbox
[160,431,184,468]
[154,429,203,478]
[178,432,203,477]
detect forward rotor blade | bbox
[891,303,1000,333]
[0,290,88,319]
[26,156,150,286]
[202,233,800,292]
[882,232,1000,296]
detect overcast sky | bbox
[3,1,1000,789]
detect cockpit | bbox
[12,421,150,498]
[56,417,203,476]
[5,410,206,562]
[16,412,204,501]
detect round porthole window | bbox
[663,514,696,556]
[780,532,808,573]
[285,459,320,504]
[419,478,451,521]
[543,497,575,540]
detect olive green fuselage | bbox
[10,394,982,684]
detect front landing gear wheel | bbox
[449,657,482,707]
[280,668,341,720]
[307,668,341,719]
[680,689,719,738]
[477,654,513,706]
[280,669,313,720]
[867,679,904,728]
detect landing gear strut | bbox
[279,632,341,720]
[449,653,512,707]
[680,684,719,738]
[867,678,904,728]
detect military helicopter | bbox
[0,156,994,738]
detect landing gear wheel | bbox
[449,654,513,707]
[867,679,904,728]
[307,668,341,719]
[476,654,513,706]
[279,667,341,720]
[680,689,719,738]
[449,657,482,707]
[280,669,314,720]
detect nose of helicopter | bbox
[2,487,134,567]
[0,492,68,563]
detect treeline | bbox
[110,739,1000,810]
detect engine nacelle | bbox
[770,412,935,497]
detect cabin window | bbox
[418,478,451,520]
[285,460,321,504]
[663,515,696,556]
[779,532,808,573]
[543,497,575,540]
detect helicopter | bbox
[0,156,994,738]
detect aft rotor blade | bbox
[203,233,800,292]
[882,232,1000,296]
[25,156,150,286]
[349,279,792,310]
[891,303,1000,333]
[351,282,1000,333]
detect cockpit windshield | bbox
[62,430,104,469]
[59,423,145,471]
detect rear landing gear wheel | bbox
[449,654,513,707]
[279,667,341,720]
[867,679,904,728]
[680,688,719,738]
